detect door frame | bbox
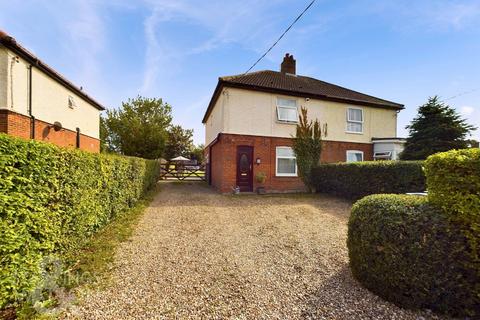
[236,145,254,192]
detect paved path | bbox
[64,182,443,319]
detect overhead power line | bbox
[443,88,480,102]
[244,0,317,74]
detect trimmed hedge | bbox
[425,148,480,223]
[0,134,160,308]
[312,161,425,199]
[425,148,480,315]
[348,195,479,317]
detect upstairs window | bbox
[346,150,364,162]
[276,98,298,123]
[346,107,363,133]
[276,147,297,176]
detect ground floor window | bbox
[346,150,364,162]
[276,147,297,176]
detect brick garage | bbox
[0,109,100,152]
[206,133,373,193]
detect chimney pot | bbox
[280,53,296,74]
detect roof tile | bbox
[221,70,403,109]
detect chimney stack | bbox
[280,53,296,75]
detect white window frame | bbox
[346,107,363,134]
[276,98,298,123]
[374,151,392,160]
[276,146,298,177]
[346,150,364,163]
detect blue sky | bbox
[1,0,478,144]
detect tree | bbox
[164,125,193,160]
[190,144,205,164]
[292,107,323,192]
[101,96,172,159]
[466,139,480,148]
[99,116,113,153]
[400,96,476,160]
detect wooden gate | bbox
[159,162,206,181]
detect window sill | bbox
[276,120,298,125]
[345,131,364,135]
[275,174,298,177]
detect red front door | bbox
[236,146,253,192]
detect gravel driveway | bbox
[64,182,444,320]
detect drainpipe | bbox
[9,55,19,109]
[76,127,80,149]
[28,65,35,139]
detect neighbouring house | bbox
[203,53,405,193]
[0,31,104,152]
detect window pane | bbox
[278,98,296,107]
[277,158,296,174]
[276,147,294,157]
[277,106,298,122]
[239,154,249,172]
[347,152,363,162]
[348,108,363,121]
[347,122,362,132]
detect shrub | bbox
[0,134,160,308]
[424,148,480,222]
[424,148,480,311]
[348,195,479,317]
[312,161,425,199]
[292,107,323,192]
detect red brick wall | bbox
[0,109,31,139]
[0,111,7,134]
[33,118,77,148]
[207,134,305,193]
[321,140,373,162]
[209,137,225,192]
[0,109,100,152]
[79,134,101,153]
[206,133,373,193]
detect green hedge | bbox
[0,134,160,308]
[312,161,425,199]
[348,195,479,317]
[425,148,480,223]
[425,148,480,315]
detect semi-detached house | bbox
[0,30,104,152]
[203,54,405,193]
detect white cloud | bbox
[354,0,480,32]
[138,0,294,93]
[457,106,479,140]
[428,3,480,29]
[460,106,475,116]
[64,1,107,92]
[140,6,172,95]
